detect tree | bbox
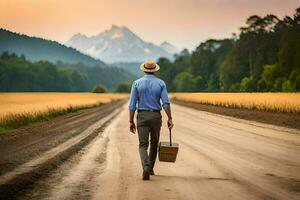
[277,20,300,76]
[174,72,197,92]
[282,80,294,92]
[260,64,279,90]
[92,85,106,93]
[191,39,233,85]
[157,51,190,92]
[273,78,286,91]
[194,75,206,91]
[219,47,249,91]
[115,81,132,93]
[240,77,254,92]
[156,57,175,91]
[289,69,300,91]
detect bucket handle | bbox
[169,128,172,146]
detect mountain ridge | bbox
[160,41,179,54]
[66,25,179,63]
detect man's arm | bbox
[129,82,137,133]
[129,110,135,123]
[129,110,136,133]
[164,107,174,129]
[161,82,174,129]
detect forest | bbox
[157,7,300,92]
[0,52,134,92]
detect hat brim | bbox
[140,63,160,72]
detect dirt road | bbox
[1,102,299,200]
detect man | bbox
[129,59,174,181]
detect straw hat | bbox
[140,59,160,72]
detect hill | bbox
[0,29,105,66]
[0,52,135,92]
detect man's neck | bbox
[144,72,154,76]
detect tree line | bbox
[0,52,134,92]
[156,7,300,92]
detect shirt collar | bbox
[144,74,155,78]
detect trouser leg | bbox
[149,115,162,171]
[137,125,150,171]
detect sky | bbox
[0,0,299,50]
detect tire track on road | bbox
[0,102,124,199]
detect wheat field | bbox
[0,93,128,117]
[0,93,128,131]
[171,93,300,114]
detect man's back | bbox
[129,74,169,111]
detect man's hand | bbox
[130,121,136,134]
[167,118,174,130]
[164,108,174,130]
[129,110,136,134]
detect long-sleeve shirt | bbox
[129,75,170,111]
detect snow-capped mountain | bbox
[66,25,178,63]
[160,41,179,55]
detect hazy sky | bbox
[0,0,299,50]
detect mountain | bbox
[0,28,105,66]
[111,62,144,77]
[160,41,179,55]
[66,25,177,63]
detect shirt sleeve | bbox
[129,81,138,111]
[161,82,170,109]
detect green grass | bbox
[0,102,106,133]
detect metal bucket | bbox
[158,129,179,162]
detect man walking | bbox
[129,59,174,181]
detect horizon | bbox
[0,0,299,51]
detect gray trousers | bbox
[137,111,162,172]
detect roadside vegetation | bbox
[92,85,107,93]
[172,93,300,114]
[115,80,133,93]
[0,93,128,132]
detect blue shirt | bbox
[129,75,170,111]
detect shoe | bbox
[149,170,155,175]
[142,170,150,180]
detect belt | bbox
[138,109,161,113]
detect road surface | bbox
[0,102,299,200]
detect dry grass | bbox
[0,93,128,131]
[171,93,300,114]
